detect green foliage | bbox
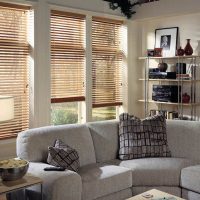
[103,0,141,19]
[51,103,116,125]
[103,0,159,19]
[51,108,78,125]
[92,107,116,121]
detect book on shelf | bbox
[176,74,191,80]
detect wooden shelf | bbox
[139,78,200,82]
[139,55,200,60]
[138,99,200,106]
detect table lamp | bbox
[0,96,14,122]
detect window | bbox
[51,102,78,125]
[92,17,124,121]
[50,10,86,125]
[0,3,31,139]
[92,106,116,121]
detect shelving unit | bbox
[138,55,200,120]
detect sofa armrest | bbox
[27,162,82,200]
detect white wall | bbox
[46,0,121,15]
[133,0,200,20]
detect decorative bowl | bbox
[158,62,168,72]
[0,158,29,181]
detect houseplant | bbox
[103,0,159,19]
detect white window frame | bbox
[23,2,128,128]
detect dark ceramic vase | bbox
[176,46,185,56]
[182,93,190,103]
[158,62,168,72]
[184,39,193,56]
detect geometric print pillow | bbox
[118,113,171,160]
[47,139,80,172]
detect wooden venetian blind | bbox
[92,17,124,108]
[0,3,31,139]
[51,10,86,103]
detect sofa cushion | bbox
[27,162,82,200]
[17,124,96,167]
[108,158,194,186]
[182,188,200,200]
[79,163,132,200]
[47,139,80,172]
[181,165,200,193]
[87,120,119,163]
[166,120,200,161]
[119,113,171,160]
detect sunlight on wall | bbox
[147,31,155,50]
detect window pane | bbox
[92,17,124,108]
[50,10,85,124]
[51,10,85,102]
[92,106,116,121]
[51,102,78,125]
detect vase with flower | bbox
[184,39,193,56]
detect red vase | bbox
[176,46,184,56]
[182,93,190,103]
[184,39,193,56]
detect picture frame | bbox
[147,49,155,57]
[154,48,163,57]
[155,27,179,57]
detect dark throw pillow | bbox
[47,139,80,172]
[119,113,171,160]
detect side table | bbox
[0,174,43,200]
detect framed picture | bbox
[155,27,178,57]
[147,49,155,57]
[154,48,163,57]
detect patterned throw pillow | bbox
[47,139,80,172]
[119,113,171,160]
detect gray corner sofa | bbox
[16,119,200,200]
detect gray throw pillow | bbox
[47,139,80,172]
[119,113,171,160]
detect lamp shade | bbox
[0,96,14,122]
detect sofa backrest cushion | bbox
[87,120,119,163]
[166,120,200,161]
[88,119,200,162]
[17,124,96,167]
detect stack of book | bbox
[176,74,191,80]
